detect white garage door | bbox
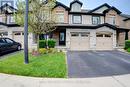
[96,33,113,50]
[13,32,24,48]
[70,32,90,51]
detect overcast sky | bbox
[57,0,130,14]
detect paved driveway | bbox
[67,51,130,78]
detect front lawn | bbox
[0,52,67,78]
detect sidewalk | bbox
[0,73,130,87]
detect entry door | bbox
[70,32,89,51]
[96,33,113,50]
[59,31,66,45]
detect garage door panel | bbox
[70,32,90,51]
[13,32,24,48]
[96,33,113,50]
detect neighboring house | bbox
[0,0,130,51]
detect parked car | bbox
[0,38,22,54]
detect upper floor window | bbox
[92,16,100,25]
[56,11,64,23]
[108,16,116,25]
[73,15,82,24]
[10,16,15,23]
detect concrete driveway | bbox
[67,51,130,78]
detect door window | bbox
[60,33,65,41]
[5,39,14,44]
[71,33,79,37]
[0,39,5,43]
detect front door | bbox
[59,31,66,45]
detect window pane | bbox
[73,15,81,24]
[108,17,115,25]
[60,33,64,41]
[105,34,111,37]
[92,16,100,25]
[5,39,13,44]
[97,34,103,37]
[71,33,79,37]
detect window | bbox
[71,33,79,37]
[5,39,14,44]
[0,32,8,36]
[96,34,103,37]
[10,16,15,23]
[108,16,116,25]
[105,34,111,37]
[60,33,65,41]
[0,39,5,43]
[56,12,64,23]
[81,33,89,37]
[73,15,81,24]
[92,16,100,25]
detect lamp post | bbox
[24,0,29,64]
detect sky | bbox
[11,0,130,15]
[57,0,130,14]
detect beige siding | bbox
[117,16,126,28]
[71,2,81,12]
[125,20,130,29]
[0,14,6,23]
[82,15,92,24]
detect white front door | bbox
[70,32,90,51]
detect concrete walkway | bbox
[0,73,130,87]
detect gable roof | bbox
[88,3,111,13]
[120,14,130,18]
[103,6,122,14]
[124,18,130,21]
[54,1,70,10]
[70,0,83,8]
[0,3,17,13]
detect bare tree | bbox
[15,0,57,50]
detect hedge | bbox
[48,39,56,48]
[125,40,130,49]
[39,40,46,48]
[39,39,56,48]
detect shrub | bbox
[127,48,130,52]
[39,48,48,54]
[39,40,46,48]
[125,40,130,49]
[48,48,58,53]
[48,39,56,48]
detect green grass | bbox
[0,52,67,78]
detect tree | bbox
[15,0,57,50]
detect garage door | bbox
[96,33,113,50]
[70,32,90,51]
[13,31,24,48]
